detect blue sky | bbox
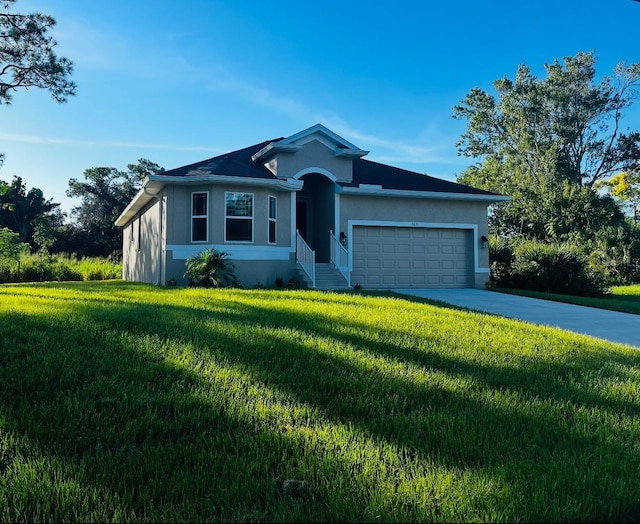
[2,0,640,214]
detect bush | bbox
[184,248,239,288]
[489,238,608,297]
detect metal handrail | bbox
[329,230,350,286]
[296,230,315,288]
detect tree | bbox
[66,159,164,257]
[0,176,64,249]
[0,226,28,280]
[596,170,640,220]
[453,51,640,240]
[0,0,75,105]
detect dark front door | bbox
[296,199,308,241]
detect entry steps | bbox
[298,262,350,290]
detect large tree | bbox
[0,0,75,105]
[66,159,164,257]
[0,175,64,250]
[453,51,640,240]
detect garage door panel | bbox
[351,226,471,289]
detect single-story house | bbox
[115,124,508,289]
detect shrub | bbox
[489,238,608,297]
[184,248,239,288]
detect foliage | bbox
[0,225,26,260]
[0,281,639,522]
[0,252,121,283]
[488,237,608,296]
[0,176,64,250]
[0,0,75,105]
[454,51,640,241]
[582,222,640,285]
[184,248,239,288]
[66,159,164,257]
[596,169,640,218]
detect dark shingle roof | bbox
[158,137,496,196]
[347,158,496,195]
[159,139,283,179]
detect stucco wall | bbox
[274,139,353,183]
[121,198,161,284]
[339,193,491,287]
[162,183,297,287]
[164,183,293,247]
[163,251,298,288]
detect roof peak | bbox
[251,123,369,162]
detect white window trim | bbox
[191,191,209,243]
[225,191,254,243]
[268,195,277,245]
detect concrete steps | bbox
[298,262,350,290]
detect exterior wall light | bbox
[481,235,489,249]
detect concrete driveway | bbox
[392,288,640,349]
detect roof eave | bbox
[114,174,304,227]
[338,186,511,202]
[114,178,165,227]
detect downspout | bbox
[143,186,163,286]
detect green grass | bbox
[0,281,639,523]
[492,284,640,315]
[0,253,121,283]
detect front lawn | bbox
[493,284,640,315]
[0,281,638,522]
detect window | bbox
[137,217,141,252]
[225,192,253,242]
[191,192,208,242]
[268,195,277,244]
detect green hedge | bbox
[489,238,608,297]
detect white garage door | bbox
[351,226,471,289]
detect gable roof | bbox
[116,125,507,226]
[154,134,497,196]
[252,123,369,162]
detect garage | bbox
[350,226,472,289]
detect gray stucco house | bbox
[115,124,508,289]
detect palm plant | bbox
[184,248,239,288]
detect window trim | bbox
[191,191,209,243]
[268,195,277,245]
[225,191,254,243]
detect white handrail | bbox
[329,230,350,286]
[296,230,315,288]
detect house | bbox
[115,124,508,289]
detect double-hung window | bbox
[191,192,208,242]
[225,192,253,242]
[268,195,277,244]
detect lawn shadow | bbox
[0,284,639,522]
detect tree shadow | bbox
[0,283,639,522]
